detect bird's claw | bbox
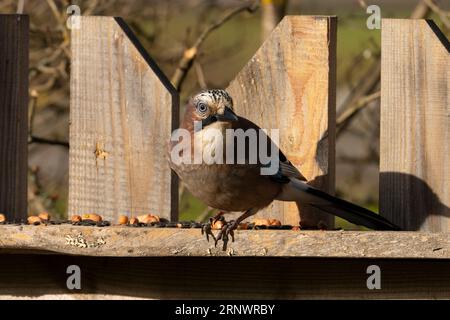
[214,220,236,251]
[201,221,216,242]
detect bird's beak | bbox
[215,107,238,122]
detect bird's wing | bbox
[278,151,307,181]
[277,178,401,230]
[231,116,307,182]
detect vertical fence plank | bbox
[227,16,336,227]
[0,15,28,221]
[70,17,179,222]
[380,19,450,231]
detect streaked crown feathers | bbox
[192,89,234,110]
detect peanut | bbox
[82,213,102,222]
[38,212,50,221]
[238,222,249,230]
[28,216,41,225]
[269,219,281,226]
[118,215,129,225]
[253,218,270,226]
[71,215,82,223]
[137,214,160,224]
[129,217,139,225]
[211,219,224,230]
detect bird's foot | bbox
[215,220,237,251]
[201,211,226,242]
[201,219,216,242]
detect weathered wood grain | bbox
[227,16,336,227]
[0,225,449,259]
[2,254,450,299]
[0,15,28,221]
[69,17,179,222]
[380,19,450,231]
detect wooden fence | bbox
[0,14,449,299]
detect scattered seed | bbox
[179,222,191,228]
[254,218,270,226]
[80,219,97,226]
[27,216,41,225]
[96,221,110,227]
[118,215,128,225]
[166,222,178,228]
[82,213,102,222]
[129,217,139,226]
[211,219,224,230]
[137,214,160,224]
[38,212,50,221]
[190,222,202,228]
[238,222,249,230]
[269,219,281,226]
[153,222,167,228]
[71,215,82,223]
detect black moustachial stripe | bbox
[200,115,217,128]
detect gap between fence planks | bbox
[0,15,28,221]
[69,17,179,222]
[380,19,450,232]
[227,16,337,227]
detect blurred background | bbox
[0,0,448,227]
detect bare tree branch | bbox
[423,0,450,30]
[194,61,208,89]
[335,0,432,140]
[170,1,259,91]
[261,0,288,40]
[29,135,69,148]
[336,91,380,136]
[28,90,69,148]
[17,0,25,14]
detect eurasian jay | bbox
[169,89,399,250]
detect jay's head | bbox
[188,89,239,128]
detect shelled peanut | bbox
[27,215,42,225]
[136,214,160,224]
[118,215,128,225]
[38,212,50,221]
[237,222,249,230]
[129,217,139,225]
[71,215,82,223]
[253,218,281,226]
[211,219,224,230]
[81,213,102,222]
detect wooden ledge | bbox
[0,225,449,258]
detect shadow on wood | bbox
[380,19,450,231]
[381,172,450,231]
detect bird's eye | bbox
[196,102,208,114]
